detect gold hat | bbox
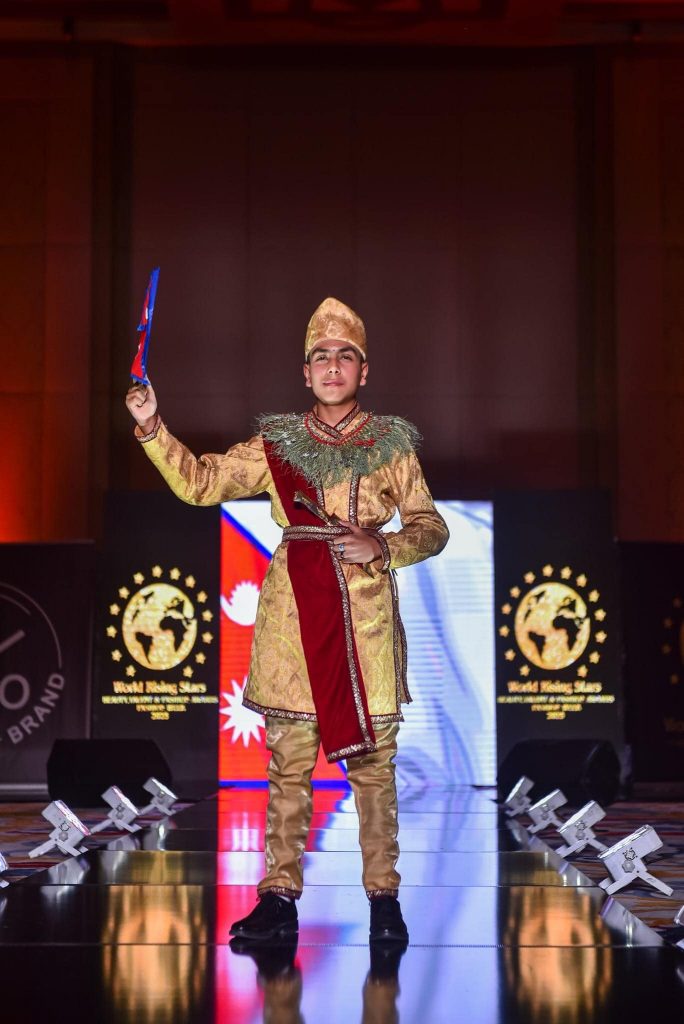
[304,297,367,361]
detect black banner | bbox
[92,493,219,796]
[620,542,684,781]
[0,543,94,796]
[494,491,624,768]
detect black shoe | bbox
[230,892,298,940]
[369,895,409,944]
[229,934,299,979]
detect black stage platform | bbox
[1,786,683,1022]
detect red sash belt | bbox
[263,440,377,762]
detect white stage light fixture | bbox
[0,852,9,888]
[138,777,178,816]
[556,801,608,857]
[598,825,673,897]
[526,789,568,833]
[89,786,142,835]
[503,776,534,818]
[675,906,684,952]
[28,801,90,859]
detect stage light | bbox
[598,825,673,897]
[89,786,142,835]
[138,777,178,816]
[556,801,608,857]
[28,800,90,859]
[503,776,534,817]
[675,906,684,951]
[526,789,567,833]
[0,852,9,888]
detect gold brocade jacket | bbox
[138,410,449,722]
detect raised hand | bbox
[125,381,158,432]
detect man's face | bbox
[303,343,368,406]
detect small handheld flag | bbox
[130,267,160,386]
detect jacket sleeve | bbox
[379,450,449,570]
[136,421,271,506]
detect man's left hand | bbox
[335,520,382,565]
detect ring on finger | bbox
[338,542,345,555]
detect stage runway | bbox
[1,786,683,1022]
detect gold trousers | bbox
[258,717,401,898]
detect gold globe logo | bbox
[514,582,590,670]
[500,564,607,679]
[122,584,197,671]
[106,565,214,681]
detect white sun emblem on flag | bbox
[220,677,264,746]
[221,581,260,626]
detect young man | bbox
[126,297,448,944]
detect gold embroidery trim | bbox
[247,698,402,726]
[369,529,391,573]
[282,525,346,543]
[257,885,303,900]
[243,698,318,722]
[348,473,360,525]
[327,741,377,763]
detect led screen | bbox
[219,501,495,786]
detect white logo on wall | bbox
[0,582,65,746]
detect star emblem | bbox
[185,575,196,588]
[662,644,672,655]
[133,572,144,585]
[664,618,673,629]
[670,674,680,685]
[106,626,117,638]
[542,565,554,577]
[202,632,213,644]
[501,603,512,615]
[109,603,120,616]
[505,649,515,662]
[118,587,130,599]
[195,652,206,665]
[170,567,181,580]
[126,665,135,677]
[595,609,606,621]
[588,589,600,603]
[577,666,588,678]
[183,666,193,678]
[152,565,163,578]
[202,610,213,622]
[576,574,587,587]
[589,652,600,664]
[560,567,572,579]
[510,587,520,598]
[596,631,607,643]
[499,626,510,637]
[519,665,530,677]
[111,650,122,662]
[197,591,207,603]
[524,572,535,584]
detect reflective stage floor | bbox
[1,786,684,1022]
